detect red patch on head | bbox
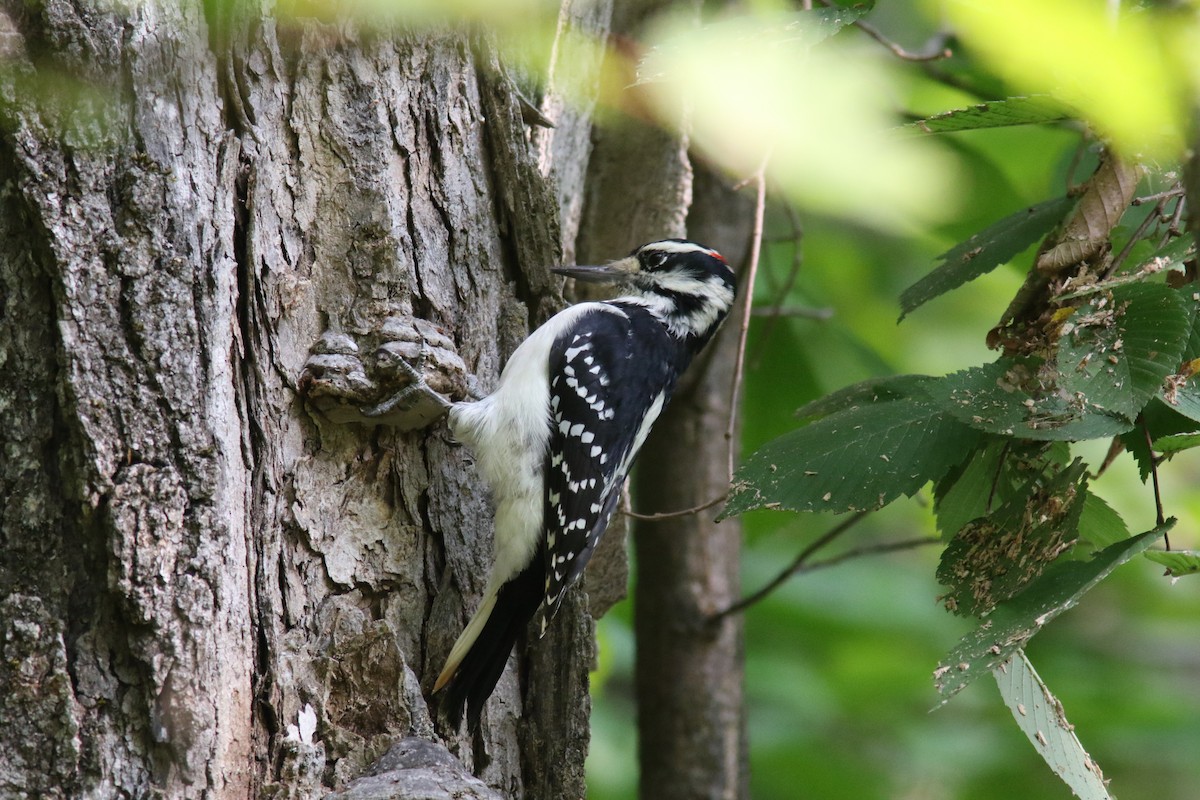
[707,249,727,263]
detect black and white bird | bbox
[434,239,736,729]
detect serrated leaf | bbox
[1120,397,1200,481]
[994,651,1113,800]
[1144,549,1200,576]
[900,197,1074,319]
[934,521,1172,704]
[724,395,980,517]
[934,440,1071,540]
[1057,283,1191,419]
[926,358,1134,441]
[907,96,1074,135]
[938,460,1087,617]
[794,374,935,422]
[1076,490,1129,551]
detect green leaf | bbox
[934,440,1071,540]
[994,651,1114,800]
[1152,432,1200,455]
[724,395,981,517]
[899,197,1074,319]
[1144,550,1200,577]
[1057,283,1191,419]
[1120,398,1200,481]
[933,440,1008,539]
[934,521,1172,704]
[926,358,1135,441]
[794,374,935,422]
[907,96,1074,135]
[1076,490,1129,551]
[1133,232,1196,275]
[938,460,1088,617]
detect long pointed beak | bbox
[552,256,638,284]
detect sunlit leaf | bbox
[907,95,1073,135]
[900,196,1074,319]
[934,521,1172,704]
[935,0,1186,157]
[640,12,956,230]
[994,651,1113,800]
[724,395,980,517]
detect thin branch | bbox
[751,306,834,320]
[985,440,1011,513]
[726,156,769,483]
[1132,184,1184,206]
[1160,196,1187,247]
[624,492,727,521]
[1104,194,1170,279]
[711,511,869,620]
[1140,413,1169,546]
[814,0,951,62]
[749,201,812,370]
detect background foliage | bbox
[585,2,1200,797]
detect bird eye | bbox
[646,252,667,269]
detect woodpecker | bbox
[433,239,736,729]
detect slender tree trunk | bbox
[0,1,613,797]
[633,165,753,800]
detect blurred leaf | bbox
[899,196,1074,319]
[993,650,1114,800]
[937,0,1186,157]
[641,12,956,230]
[1076,490,1129,552]
[907,95,1073,134]
[794,374,936,422]
[938,460,1087,617]
[934,521,1172,704]
[724,396,980,517]
[1144,550,1200,577]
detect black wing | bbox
[536,305,679,632]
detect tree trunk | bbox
[0,1,614,797]
[633,165,752,800]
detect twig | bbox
[1160,196,1186,247]
[749,201,808,369]
[1132,184,1184,206]
[751,306,834,320]
[1103,194,1170,279]
[726,156,769,483]
[624,492,727,521]
[985,441,1011,513]
[1140,413,1169,546]
[814,0,951,62]
[711,511,869,620]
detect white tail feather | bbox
[433,589,498,692]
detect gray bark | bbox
[0,1,615,797]
[633,166,752,800]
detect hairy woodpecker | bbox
[434,239,737,729]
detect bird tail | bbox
[434,558,544,731]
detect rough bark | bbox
[0,0,614,797]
